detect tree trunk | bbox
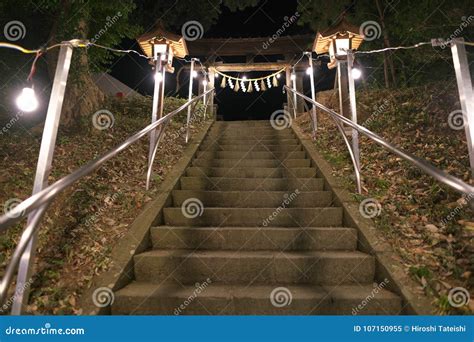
[375,0,397,88]
[46,2,104,129]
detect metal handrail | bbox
[284,85,474,196]
[0,88,214,310]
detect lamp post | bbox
[305,51,317,139]
[186,58,197,143]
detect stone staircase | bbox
[112,120,402,315]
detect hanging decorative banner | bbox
[213,67,285,93]
[247,81,253,93]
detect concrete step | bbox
[172,190,332,207]
[192,158,311,168]
[204,138,300,144]
[199,144,302,152]
[112,282,402,315]
[163,207,342,227]
[196,151,306,160]
[151,226,356,251]
[186,167,317,178]
[133,249,374,285]
[207,132,295,139]
[179,177,324,191]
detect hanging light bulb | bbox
[351,67,362,80]
[191,70,198,78]
[290,73,296,81]
[202,80,208,86]
[214,73,219,78]
[16,87,38,112]
[306,67,313,75]
[276,73,281,79]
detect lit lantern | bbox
[313,17,363,69]
[136,23,189,72]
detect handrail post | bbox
[148,54,164,175]
[12,43,73,314]
[186,58,196,143]
[306,52,317,139]
[347,50,360,170]
[291,70,298,119]
[451,38,474,178]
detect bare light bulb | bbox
[351,68,362,80]
[306,67,313,75]
[276,73,281,79]
[242,76,247,81]
[191,71,198,78]
[16,87,38,112]
[154,72,163,82]
[202,80,208,86]
[290,73,296,81]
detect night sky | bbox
[110,0,335,120]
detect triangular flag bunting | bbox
[234,80,240,92]
[247,81,253,92]
[261,79,267,91]
[220,76,226,88]
[272,75,278,87]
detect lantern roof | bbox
[312,17,364,54]
[137,23,189,58]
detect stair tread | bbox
[116,282,399,300]
[137,249,370,259]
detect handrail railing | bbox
[284,85,474,197]
[0,88,214,313]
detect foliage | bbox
[0,95,208,314]
[295,82,473,314]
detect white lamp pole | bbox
[186,58,196,143]
[306,52,317,138]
